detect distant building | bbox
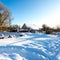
[22,23,27,29]
[21,24,30,32]
[21,23,39,33]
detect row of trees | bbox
[10,25,20,32]
[40,24,60,34]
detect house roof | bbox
[22,24,39,30]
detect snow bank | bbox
[57,53,60,60]
[0,38,16,46]
[0,53,27,60]
[14,53,27,60]
[0,54,12,60]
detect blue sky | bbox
[0,0,60,27]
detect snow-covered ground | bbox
[0,32,60,60]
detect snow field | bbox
[0,32,60,60]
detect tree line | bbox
[40,24,60,34]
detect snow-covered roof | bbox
[22,24,39,30]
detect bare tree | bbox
[0,3,11,27]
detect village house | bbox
[20,23,39,33]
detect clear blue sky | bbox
[0,0,60,27]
